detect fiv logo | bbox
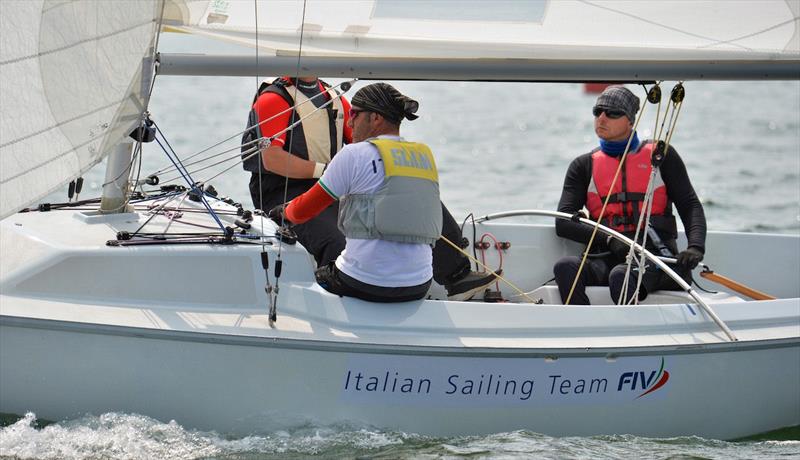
[616,357,670,399]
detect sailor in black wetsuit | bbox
[553,86,707,305]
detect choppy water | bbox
[2,413,799,460]
[3,35,799,459]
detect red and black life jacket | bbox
[586,142,675,235]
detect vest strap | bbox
[600,191,647,204]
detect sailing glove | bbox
[267,203,290,226]
[676,246,703,269]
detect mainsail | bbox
[164,0,799,62]
[0,0,162,219]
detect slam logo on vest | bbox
[617,357,670,399]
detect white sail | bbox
[0,0,162,219]
[168,0,799,60]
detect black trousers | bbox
[315,263,431,302]
[553,255,687,305]
[249,175,470,283]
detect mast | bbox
[99,142,134,213]
[99,49,158,214]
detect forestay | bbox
[0,0,162,220]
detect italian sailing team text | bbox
[343,370,611,400]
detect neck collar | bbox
[296,79,319,90]
[599,131,640,157]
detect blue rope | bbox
[152,123,227,232]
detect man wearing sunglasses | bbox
[242,76,352,268]
[552,85,707,305]
[269,83,498,302]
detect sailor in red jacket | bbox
[241,76,353,267]
[553,86,707,305]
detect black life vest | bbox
[241,78,344,192]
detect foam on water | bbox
[0,412,415,459]
[2,413,799,460]
[0,412,220,460]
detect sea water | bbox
[30,76,800,234]
[1,35,799,459]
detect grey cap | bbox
[594,86,640,122]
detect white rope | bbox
[619,83,685,305]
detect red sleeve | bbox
[340,96,353,144]
[285,183,336,224]
[253,92,292,147]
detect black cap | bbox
[351,83,419,124]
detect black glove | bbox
[267,203,289,226]
[676,246,703,269]
[607,237,631,260]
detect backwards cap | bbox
[351,83,419,124]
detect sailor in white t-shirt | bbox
[271,83,442,302]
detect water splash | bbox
[2,414,797,460]
[0,412,220,460]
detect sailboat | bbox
[1,0,799,439]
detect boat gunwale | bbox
[2,313,798,358]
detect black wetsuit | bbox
[553,145,707,304]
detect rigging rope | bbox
[439,236,539,303]
[148,80,354,179]
[563,91,652,305]
[618,84,666,304]
[265,0,310,323]
[157,87,354,185]
[153,122,226,232]
[252,0,279,326]
[619,83,685,305]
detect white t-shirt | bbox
[318,135,433,287]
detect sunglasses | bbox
[592,107,627,119]
[349,108,370,119]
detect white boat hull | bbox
[1,205,798,438]
[1,317,798,439]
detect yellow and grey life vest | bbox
[338,139,442,245]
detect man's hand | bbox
[676,246,703,269]
[268,203,289,226]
